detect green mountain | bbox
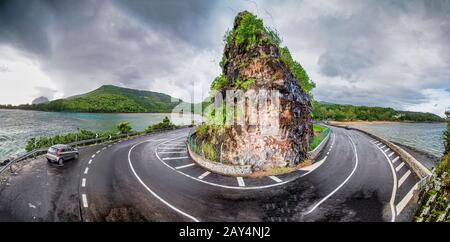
[9,85,192,113]
[313,101,445,122]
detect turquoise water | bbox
[0,109,202,159]
[353,122,446,157]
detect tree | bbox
[117,122,132,134]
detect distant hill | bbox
[5,85,192,113]
[313,101,445,122]
[31,96,49,105]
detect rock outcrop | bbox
[32,96,49,105]
[196,11,313,171]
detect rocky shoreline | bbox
[393,142,441,170]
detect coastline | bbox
[328,120,446,125]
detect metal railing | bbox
[0,125,192,174]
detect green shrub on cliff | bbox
[280,47,316,94]
[231,11,281,49]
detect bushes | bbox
[145,116,176,133]
[117,122,132,134]
[231,11,281,49]
[25,129,111,151]
[309,124,330,151]
[280,47,315,94]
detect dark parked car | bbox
[46,144,79,166]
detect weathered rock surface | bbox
[201,11,313,171]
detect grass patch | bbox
[309,124,330,151]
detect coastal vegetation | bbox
[25,117,177,152]
[0,85,189,113]
[313,101,444,122]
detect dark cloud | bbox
[0,0,449,114]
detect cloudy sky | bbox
[0,0,449,116]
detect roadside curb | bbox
[187,142,252,176]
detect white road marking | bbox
[81,194,88,208]
[84,167,89,174]
[237,177,245,187]
[160,146,186,149]
[88,159,92,165]
[82,178,86,187]
[377,143,383,147]
[91,154,95,158]
[326,151,330,155]
[396,182,419,215]
[392,156,400,163]
[398,170,411,188]
[108,144,112,147]
[102,147,107,150]
[371,135,398,222]
[158,151,187,154]
[303,134,358,216]
[162,156,189,161]
[128,141,199,222]
[395,162,405,172]
[159,148,187,151]
[154,133,336,190]
[175,163,195,170]
[384,148,390,153]
[380,145,386,149]
[388,152,395,157]
[198,171,210,180]
[96,150,100,154]
[269,176,282,183]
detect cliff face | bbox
[199,11,313,171]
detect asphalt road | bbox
[0,126,421,222]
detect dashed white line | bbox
[398,170,411,188]
[384,148,390,153]
[162,156,189,161]
[102,147,107,150]
[396,182,419,215]
[198,171,210,180]
[81,178,86,187]
[88,159,92,165]
[392,156,400,163]
[237,177,245,187]
[81,194,88,208]
[380,145,386,149]
[395,162,405,172]
[269,176,282,183]
[96,150,100,154]
[84,167,89,174]
[175,163,195,170]
[91,154,95,158]
[388,152,395,157]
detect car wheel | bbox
[58,158,64,166]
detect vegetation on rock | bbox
[309,124,329,151]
